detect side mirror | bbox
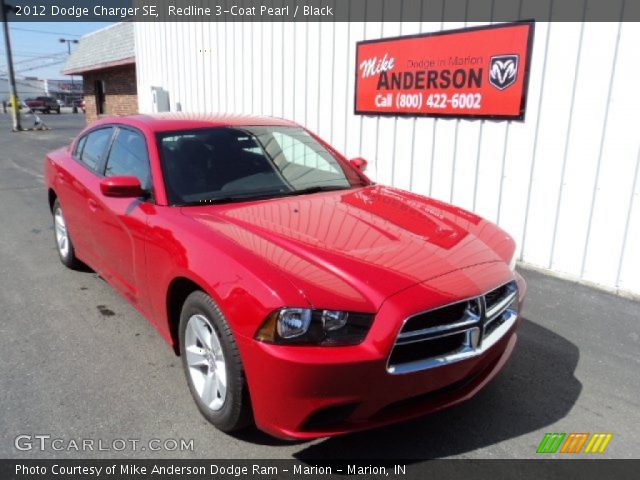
[349,157,368,172]
[100,176,144,198]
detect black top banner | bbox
[3,0,639,22]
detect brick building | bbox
[61,23,137,123]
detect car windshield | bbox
[157,126,367,205]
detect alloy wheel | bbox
[185,314,227,411]
[54,207,69,258]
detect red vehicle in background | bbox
[25,96,61,114]
[45,113,526,439]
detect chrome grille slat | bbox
[396,323,477,345]
[486,289,518,320]
[396,310,480,344]
[387,280,518,374]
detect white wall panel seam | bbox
[261,21,266,114]
[449,122,459,203]
[216,20,221,110]
[280,11,285,116]
[343,16,352,154]
[519,16,553,261]
[317,17,323,133]
[270,20,275,115]
[496,123,510,226]
[549,16,586,269]
[305,22,309,123]
[616,147,640,287]
[329,4,336,143]
[472,122,483,211]
[580,19,623,277]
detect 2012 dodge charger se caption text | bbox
[45,113,526,439]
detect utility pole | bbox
[60,38,78,112]
[0,0,21,131]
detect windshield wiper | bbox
[178,186,357,206]
[281,185,356,197]
[179,191,286,206]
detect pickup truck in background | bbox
[25,96,61,114]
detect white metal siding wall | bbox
[135,19,640,295]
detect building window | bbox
[95,80,106,115]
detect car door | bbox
[55,126,115,268]
[93,126,153,311]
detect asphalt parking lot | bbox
[0,112,638,460]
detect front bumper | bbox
[237,266,526,440]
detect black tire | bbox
[44,109,50,114]
[56,107,61,114]
[52,199,82,270]
[179,291,252,432]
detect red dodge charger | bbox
[45,113,526,439]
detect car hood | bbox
[181,185,515,312]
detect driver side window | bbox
[103,128,151,191]
[79,127,113,172]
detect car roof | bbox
[92,113,300,132]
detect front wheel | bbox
[52,199,81,269]
[179,291,252,432]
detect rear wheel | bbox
[179,291,252,432]
[52,199,81,269]
[56,107,61,114]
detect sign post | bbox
[0,0,22,131]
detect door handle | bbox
[88,198,98,212]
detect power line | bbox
[9,26,81,37]
[1,51,66,58]
[0,52,66,76]
[9,49,68,55]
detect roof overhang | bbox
[61,57,135,76]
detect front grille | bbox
[388,331,467,366]
[402,301,470,332]
[485,283,511,311]
[387,280,518,374]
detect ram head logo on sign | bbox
[489,54,519,90]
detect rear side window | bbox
[104,128,151,190]
[74,136,87,158]
[80,128,113,171]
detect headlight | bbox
[509,251,517,271]
[255,308,374,346]
[276,308,311,339]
